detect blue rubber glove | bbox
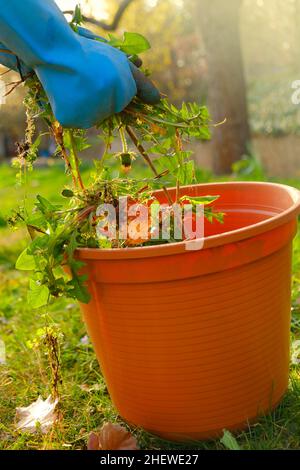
[0,0,160,128]
[76,26,161,109]
[0,42,31,78]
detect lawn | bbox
[0,162,300,450]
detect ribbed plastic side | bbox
[81,243,292,440]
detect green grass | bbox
[0,163,300,450]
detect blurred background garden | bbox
[2,0,300,176]
[1,0,300,450]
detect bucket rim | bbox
[76,181,300,260]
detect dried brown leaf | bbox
[87,422,138,450]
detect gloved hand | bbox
[0,0,160,129]
[76,26,161,107]
[0,42,31,78]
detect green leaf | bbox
[65,230,78,259]
[180,195,220,206]
[220,430,241,451]
[16,248,36,271]
[176,160,195,185]
[27,135,42,162]
[155,155,178,174]
[67,275,91,304]
[26,212,47,229]
[179,151,193,160]
[123,32,151,54]
[147,115,190,128]
[204,207,224,224]
[108,32,150,55]
[63,131,90,152]
[62,189,74,198]
[36,195,60,213]
[72,4,83,25]
[27,280,49,309]
[16,235,50,271]
[107,33,119,45]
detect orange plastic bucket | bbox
[76,182,300,440]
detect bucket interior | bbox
[177,182,299,238]
[203,204,277,237]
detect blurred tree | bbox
[84,0,195,101]
[2,0,298,165]
[197,0,250,174]
[295,0,300,70]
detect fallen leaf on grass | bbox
[87,422,138,450]
[79,383,102,393]
[291,340,300,365]
[79,334,90,345]
[16,395,58,434]
[220,429,241,450]
[0,339,6,364]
